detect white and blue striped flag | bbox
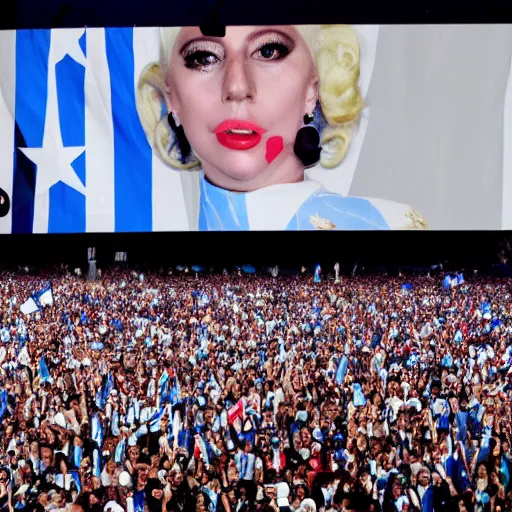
[20,296,40,315]
[0,28,189,234]
[34,282,54,307]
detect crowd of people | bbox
[0,267,511,512]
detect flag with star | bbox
[0,27,190,234]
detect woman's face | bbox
[165,25,318,190]
[128,446,140,460]
[418,471,430,487]
[30,442,39,455]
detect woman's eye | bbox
[255,43,291,61]
[184,51,220,69]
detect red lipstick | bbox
[213,120,267,151]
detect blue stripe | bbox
[105,28,152,232]
[199,177,250,231]
[79,32,86,57]
[56,54,85,167]
[288,191,390,230]
[13,30,51,233]
[49,49,86,233]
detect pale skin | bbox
[164,26,319,192]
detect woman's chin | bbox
[210,156,266,188]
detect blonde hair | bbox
[136,25,364,170]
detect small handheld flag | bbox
[314,264,321,283]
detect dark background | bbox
[1,1,510,271]
[5,0,512,30]
[0,231,504,272]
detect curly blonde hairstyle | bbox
[136,25,364,171]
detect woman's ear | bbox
[163,83,175,114]
[304,71,319,116]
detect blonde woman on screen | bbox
[137,25,427,231]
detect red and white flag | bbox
[228,399,245,425]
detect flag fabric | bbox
[208,373,222,395]
[0,28,190,234]
[114,437,126,464]
[157,369,169,401]
[34,282,54,307]
[0,390,8,419]
[194,434,210,467]
[228,399,245,425]
[17,346,30,366]
[20,296,40,315]
[172,410,181,448]
[91,414,104,449]
[39,357,51,383]
[314,265,321,283]
[169,377,181,406]
[335,355,349,385]
[148,406,167,433]
[102,373,114,402]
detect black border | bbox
[0,231,502,270]
[5,1,512,30]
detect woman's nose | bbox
[222,57,255,104]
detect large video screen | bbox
[0,24,511,233]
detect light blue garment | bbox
[73,446,83,469]
[198,174,390,231]
[352,383,367,407]
[336,356,349,385]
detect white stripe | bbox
[85,28,115,233]
[20,297,39,315]
[306,25,379,196]
[502,51,512,229]
[365,197,415,229]
[0,31,16,234]
[33,29,62,234]
[245,180,321,230]
[132,27,189,232]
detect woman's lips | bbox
[213,120,267,151]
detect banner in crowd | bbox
[0,25,511,233]
[19,281,54,315]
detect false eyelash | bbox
[257,39,293,53]
[253,33,294,53]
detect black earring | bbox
[0,187,10,218]
[167,112,191,165]
[294,126,321,167]
[303,113,314,125]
